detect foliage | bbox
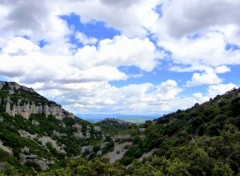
[96,118,136,135]
[39,125,240,175]
[121,88,240,164]
[1,82,240,175]
[38,157,126,176]
[0,82,106,175]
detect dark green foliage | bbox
[120,88,240,165]
[38,157,126,176]
[0,82,106,175]
[1,82,240,175]
[96,118,135,135]
[0,111,105,174]
[40,125,240,175]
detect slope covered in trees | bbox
[96,118,135,135]
[0,81,240,175]
[39,88,240,176]
[38,125,240,176]
[119,88,240,166]
[0,82,112,175]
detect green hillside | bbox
[0,82,113,175]
[0,81,240,175]
[119,88,240,161]
[96,118,136,135]
[41,88,240,176]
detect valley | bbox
[0,81,240,175]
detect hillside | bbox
[116,88,240,172]
[40,87,240,175]
[0,82,113,175]
[96,118,135,135]
[0,81,240,175]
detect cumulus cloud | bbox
[159,30,240,67]
[156,0,240,78]
[0,0,239,115]
[160,0,240,38]
[2,37,40,56]
[208,83,238,97]
[215,65,230,74]
[186,69,222,87]
[36,80,183,114]
[60,0,161,37]
[76,32,98,45]
[73,35,159,72]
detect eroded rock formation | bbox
[0,81,73,120]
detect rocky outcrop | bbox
[5,99,65,120]
[73,129,91,139]
[38,136,66,154]
[19,130,37,140]
[81,145,94,153]
[73,130,85,139]
[20,147,51,171]
[138,148,157,162]
[0,82,74,120]
[53,130,67,137]
[94,126,101,132]
[105,142,132,163]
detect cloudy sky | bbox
[0,0,239,117]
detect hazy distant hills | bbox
[78,114,160,123]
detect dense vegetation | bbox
[119,88,240,166]
[1,81,240,175]
[96,118,135,135]
[38,88,240,176]
[0,82,108,175]
[37,124,240,175]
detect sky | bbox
[0,0,240,118]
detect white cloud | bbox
[159,30,240,67]
[186,69,222,87]
[156,1,240,76]
[0,0,239,116]
[215,65,230,74]
[160,0,240,38]
[63,0,161,37]
[36,79,183,114]
[73,35,159,72]
[2,37,40,56]
[75,32,97,45]
[208,83,238,97]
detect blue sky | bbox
[0,0,239,118]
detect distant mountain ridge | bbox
[79,114,159,123]
[101,118,132,125]
[96,118,135,135]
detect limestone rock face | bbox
[5,99,65,120]
[0,82,73,120]
[81,145,94,153]
[94,126,101,132]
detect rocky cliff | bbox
[0,81,73,120]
